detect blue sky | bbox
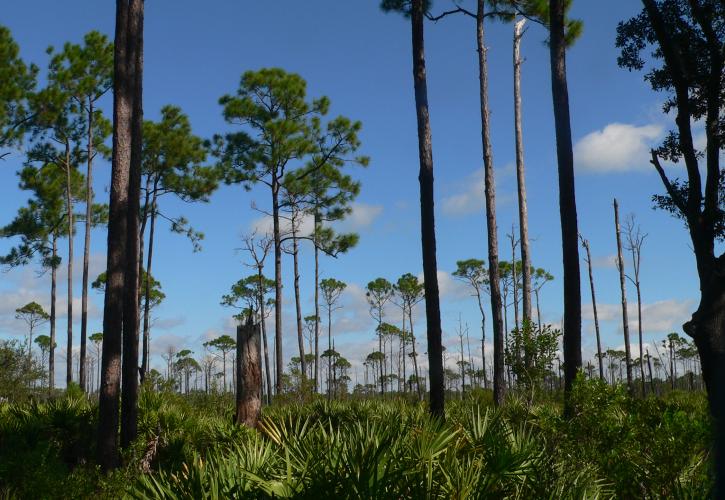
[0,1,702,386]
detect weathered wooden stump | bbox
[235,316,262,427]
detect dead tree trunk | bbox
[236,317,262,428]
[581,236,604,381]
[614,199,634,396]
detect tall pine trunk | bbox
[614,199,633,395]
[411,0,444,418]
[65,140,74,387]
[549,0,582,410]
[513,18,532,326]
[478,0,505,406]
[120,0,143,451]
[98,0,133,470]
[80,98,94,392]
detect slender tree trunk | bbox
[478,297,488,389]
[327,303,332,400]
[271,180,283,396]
[292,227,306,385]
[549,0,582,410]
[258,267,272,405]
[582,238,604,381]
[411,0,444,418]
[513,18,532,327]
[64,140,74,388]
[50,234,58,390]
[80,98,94,392]
[511,232,520,332]
[398,302,407,392]
[477,0,505,407]
[98,0,133,470]
[141,187,157,383]
[614,199,634,395]
[646,348,654,395]
[535,288,541,331]
[634,271,646,396]
[409,308,422,400]
[121,0,144,450]
[313,213,321,393]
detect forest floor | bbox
[0,380,712,499]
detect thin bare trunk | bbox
[272,180,282,396]
[292,227,306,384]
[314,234,320,393]
[80,98,94,392]
[141,187,157,382]
[582,238,604,381]
[50,234,58,390]
[477,0,505,407]
[514,18,532,325]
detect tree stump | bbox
[236,316,262,427]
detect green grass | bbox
[0,380,712,499]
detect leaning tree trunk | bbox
[120,0,144,451]
[50,233,58,390]
[236,317,262,427]
[477,0,505,407]
[411,0,444,419]
[292,226,306,385]
[614,199,634,395]
[98,0,134,471]
[513,18,533,328]
[80,98,94,392]
[582,238,604,381]
[64,140,74,388]
[549,0,582,411]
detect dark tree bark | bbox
[581,237,604,381]
[120,0,143,451]
[411,0,444,418]
[614,199,634,395]
[236,318,262,428]
[513,18,533,327]
[98,0,132,471]
[477,0,506,407]
[549,0,582,411]
[80,98,94,392]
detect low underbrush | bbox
[0,380,712,498]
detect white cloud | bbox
[336,202,383,232]
[574,123,664,172]
[441,165,515,216]
[582,299,693,335]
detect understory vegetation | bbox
[0,379,711,499]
